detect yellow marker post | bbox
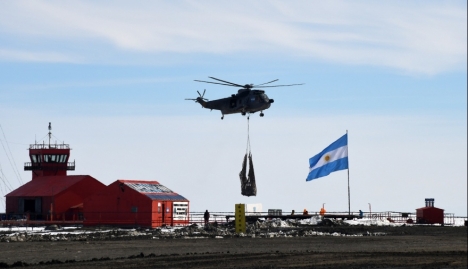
[235,203,246,233]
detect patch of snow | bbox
[343,218,405,226]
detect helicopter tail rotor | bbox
[197,89,207,99]
[185,89,209,102]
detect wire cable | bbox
[0,124,23,185]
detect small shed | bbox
[83,180,189,228]
[416,198,444,225]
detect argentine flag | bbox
[306,134,348,181]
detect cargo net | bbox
[239,118,257,196]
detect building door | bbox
[24,199,36,213]
[161,202,172,225]
[18,198,42,220]
[162,203,166,225]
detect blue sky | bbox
[0,1,466,216]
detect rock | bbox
[45,225,60,231]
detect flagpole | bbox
[347,130,350,215]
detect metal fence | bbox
[1,211,466,227]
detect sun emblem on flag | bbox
[324,154,331,162]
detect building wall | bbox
[152,200,169,227]
[5,175,106,221]
[54,176,107,218]
[84,181,190,228]
[416,207,444,224]
[84,181,154,227]
[151,200,187,227]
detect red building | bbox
[5,123,106,220]
[83,180,190,228]
[6,175,106,220]
[416,198,444,225]
[4,123,190,227]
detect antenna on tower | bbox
[48,122,52,147]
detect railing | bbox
[29,143,70,149]
[24,162,75,171]
[1,211,466,227]
[358,211,458,225]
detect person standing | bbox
[204,210,210,225]
[319,207,326,216]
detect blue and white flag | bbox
[306,134,348,181]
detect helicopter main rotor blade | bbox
[254,79,279,87]
[194,80,240,87]
[255,83,304,88]
[208,77,245,87]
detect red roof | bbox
[115,179,188,201]
[416,206,444,211]
[117,179,160,185]
[5,175,92,197]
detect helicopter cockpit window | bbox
[261,94,269,102]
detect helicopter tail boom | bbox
[185,89,209,107]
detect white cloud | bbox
[0,48,79,63]
[0,0,466,74]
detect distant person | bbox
[290,210,295,215]
[319,207,326,216]
[302,209,308,215]
[204,210,210,225]
[359,210,363,219]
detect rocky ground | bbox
[0,219,466,268]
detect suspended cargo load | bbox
[239,118,257,196]
[239,154,247,190]
[239,152,256,196]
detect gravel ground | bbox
[0,221,466,268]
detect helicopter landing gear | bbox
[221,115,224,120]
[260,112,264,117]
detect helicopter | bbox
[186,77,303,119]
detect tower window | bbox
[41,154,68,163]
[59,155,67,163]
[30,155,42,163]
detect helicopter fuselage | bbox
[188,77,301,119]
[197,89,274,116]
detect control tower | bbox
[6,123,104,220]
[24,122,75,179]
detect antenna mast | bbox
[48,122,52,147]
